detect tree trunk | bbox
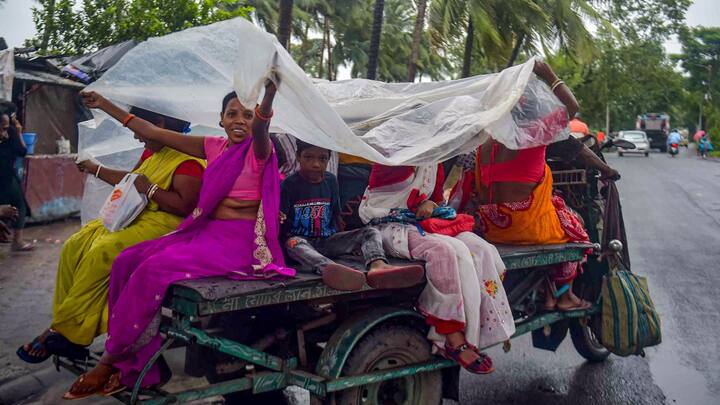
[277,0,294,49]
[40,0,56,54]
[367,0,385,80]
[505,32,525,68]
[325,16,333,80]
[461,18,474,78]
[407,0,427,82]
[318,19,326,79]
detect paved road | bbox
[461,147,720,405]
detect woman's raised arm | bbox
[81,91,206,159]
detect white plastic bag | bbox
[99,173,147,232]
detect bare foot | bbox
[22,329,51,359]
[557,291,591,311]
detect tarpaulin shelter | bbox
[62,40,138,83]
[0,43,88,154]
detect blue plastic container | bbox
[22,132,36,154]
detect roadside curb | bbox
[0,367,64,405]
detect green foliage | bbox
[675,26,720,146]
[548,35,685,132]
[27,0,252,54]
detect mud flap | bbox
[442,366,461,401]
[531,319,569,351]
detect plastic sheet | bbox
[80,17,570,221]
[0,48,13,101]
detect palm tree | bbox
[366,0,385,80]
[407,0,428,82]
[277,0,294,49]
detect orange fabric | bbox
[596,131,606,142]
[569,119,589,135]
[338,153,372,165]
[475,165,569,245]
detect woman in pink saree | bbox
[64,78,294,399]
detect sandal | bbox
[62,373,106,400]
[45,332,90,360]
[441,342,494,375]
[366,265,424,290]
[11,241,35,252]
[101,372,126,396]
[322,263,366,291]
[16,336,51,364]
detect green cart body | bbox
[57,242,608,405]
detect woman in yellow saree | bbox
[17,107,205,363]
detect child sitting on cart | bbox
[281,140,424,291]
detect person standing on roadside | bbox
[0,108,34,251]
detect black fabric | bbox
[602,181,631,269]
[337,164,371,231]
[547,137,585,162]
[280,172,340,239]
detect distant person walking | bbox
[0,106,34,251]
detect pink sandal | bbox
[441,342,494,375]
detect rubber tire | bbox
[618,152,623,157]
[569,317,610,363]
[334,324,442,405]
[645,152,649,157]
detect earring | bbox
[219,121,224,128]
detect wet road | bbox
[461,147,720,405]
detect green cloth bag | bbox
[600,270,661,356]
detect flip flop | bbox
[45,332,90,360]
[366,265,424,290]
[321,263,366,291]
[16,336,51,364]
[11,242,35,252]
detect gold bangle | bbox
[147,184,159,200]
[549,78,562,89]
[551,80,565,92]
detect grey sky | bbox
[1,0,719,53]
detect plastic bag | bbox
[99,173,147,232]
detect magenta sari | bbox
[105,137,295,387]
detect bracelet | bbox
[122,113,136,127]
[551,80,565,92]
[549,78,562,89]
[94,165,102,178]
[147,184,159,200]
[254,106,274,121]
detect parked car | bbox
[617,130,650,157]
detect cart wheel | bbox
[569,316,610,363]
[334,324,442,405]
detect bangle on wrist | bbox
[94,165,103,178]
[147,184,161,200]
[549,78,562,89]
[551,80,565,92]
[122,113,136,127]
[254,106,273,121]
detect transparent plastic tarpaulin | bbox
[79,17,569,221]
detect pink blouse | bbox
[204,136,266,200]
